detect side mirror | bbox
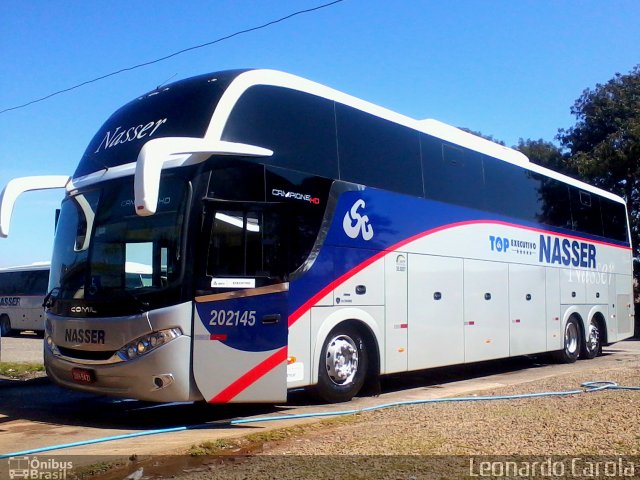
[134,137,273,216]
[0,175,69,238]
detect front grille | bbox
[57,346,117,361]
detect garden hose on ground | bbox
[2,380,639,459]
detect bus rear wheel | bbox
[315,325,368,403]
[0,315,12,337]
[581,318,602,360]
[554,317,581,363]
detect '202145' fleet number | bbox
[209,310,257,327]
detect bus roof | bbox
[0,262,50,273]
[69,69,627,207]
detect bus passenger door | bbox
[193,287,289,403]
[192,204,290,403]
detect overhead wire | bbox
[0,0,345,115]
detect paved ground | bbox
[0,331,43,363]
[1,339,639,478]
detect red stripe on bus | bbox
[288,219,631,327]
[209,346,288,403]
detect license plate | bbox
[71,368,95,384]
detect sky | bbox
[0,0,639,268]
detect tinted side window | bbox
[207,161,266,202]
[33,270,50,295]
[0,271,47,295]
[222,86,339,178]
[14,272,29,295]
[337,104,423,196]
[204,206,290,288]
[570,188,603,236]
[484,159,542,221]
[601,198,628,242]
[537,178,572,230]
[22,272,38,295]
[0,273,17,295]
[422,134,484,209]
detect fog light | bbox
[152,374,174,391]
[45,335,61,356]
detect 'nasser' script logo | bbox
[343,199,374,241]
[94,118,168,153]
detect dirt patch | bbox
[258,366,640,456]
[89,362,640,479]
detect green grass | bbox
[188,439,240,456]
[188,415,362,457]
[0,361,45,379]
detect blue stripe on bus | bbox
[287,189,630,324]
[195,291,288,352]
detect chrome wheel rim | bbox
[565,321,579,355]
[325,334,359,385]
[587,322,600,353]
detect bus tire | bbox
[581,317,602,360]
[0,315,12,337]
[315,325,368,403]
[554,316,581,363]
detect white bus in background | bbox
[0,263,49,335]
[125,261,153,289]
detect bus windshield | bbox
[49,175,188,308]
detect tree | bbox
[557,65,640,257]
[514,138,574,176]
[557,65,640,335]
[459,127,506,146]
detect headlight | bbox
[117,328,182,361]
[46,334,60,353]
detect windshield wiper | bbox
[43,287,60,309]
[118,289,150,313]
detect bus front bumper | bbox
[44,335,203,402]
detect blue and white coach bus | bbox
[0,263,49,335]
[0,70,633,403]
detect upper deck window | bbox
[422,135,484,208]
[222,86,339,179]
[336,104,423,196]
[75,71,244,179]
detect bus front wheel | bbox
[315,325,368,403]
[0,315,12,337]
